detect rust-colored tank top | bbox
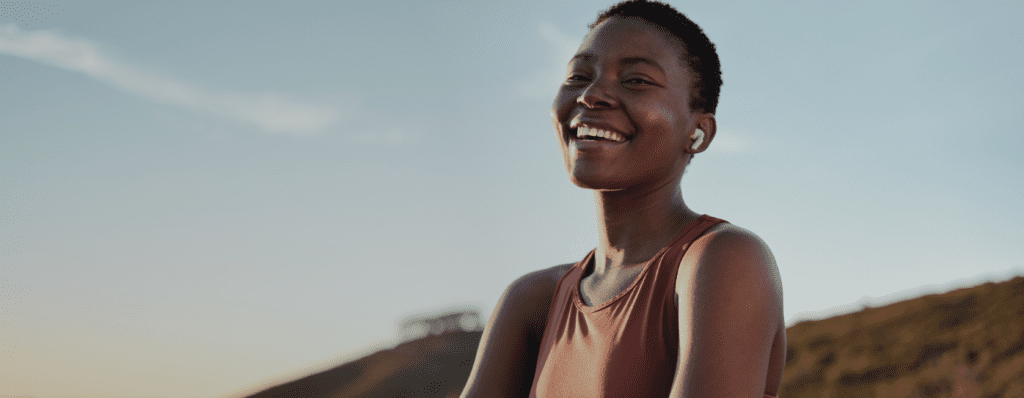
[529,215,778,398]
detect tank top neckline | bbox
[572,214,714,313]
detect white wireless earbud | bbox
[690,128,705,151]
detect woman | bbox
[462,1,785,397]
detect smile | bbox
[575,126,628,143]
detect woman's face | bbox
[552,17,710,192]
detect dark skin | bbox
[462,17,785,398]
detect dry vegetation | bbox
[781,276,1024,397]
[246,276,1023,398]
[245,331,479,398]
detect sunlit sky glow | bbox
[2,1,1022,397]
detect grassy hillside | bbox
[781,276,1024,397]
[245,276,1023,397]
[245,331,479,398]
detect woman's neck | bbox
[591,183,699,276]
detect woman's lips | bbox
[569,130,629,151]
[576,125,628,142]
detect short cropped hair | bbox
[591,0,723,114]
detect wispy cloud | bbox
[352,126,421,145]
[516,22,581,99]
[0,24,341,134]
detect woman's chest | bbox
[578,266,646,307]
[578,260,691,311]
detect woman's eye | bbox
[566,75,589,83]
[624,77,652,85]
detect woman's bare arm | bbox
[669,225,785,398]
[461,264,571,398]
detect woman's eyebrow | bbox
[569,53,596,64]
[568,54,665,74]
[619,57,664,74]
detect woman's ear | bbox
[690,129,705,151]
[688,114,717,153]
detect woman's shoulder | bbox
[503,263,576,330]
[692,221,774,260]
[460,263,578,397]
[682,221,783,303]
[673,221,787,396]
[496,261,576,305]
[512,263,575,292]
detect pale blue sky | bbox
[2,1,1022,397]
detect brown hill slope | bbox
[781,276,1024,397]
[246,276,1023,398]
[245,331,480,398]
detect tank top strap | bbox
[656,214,728,304]
[678,214,727,246]
[661,214,728,268]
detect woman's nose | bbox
[578,80,617,109]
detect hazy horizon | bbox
[2,1,1022,397]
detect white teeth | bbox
[576,126,626,142]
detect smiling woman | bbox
[461,1,785,397]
